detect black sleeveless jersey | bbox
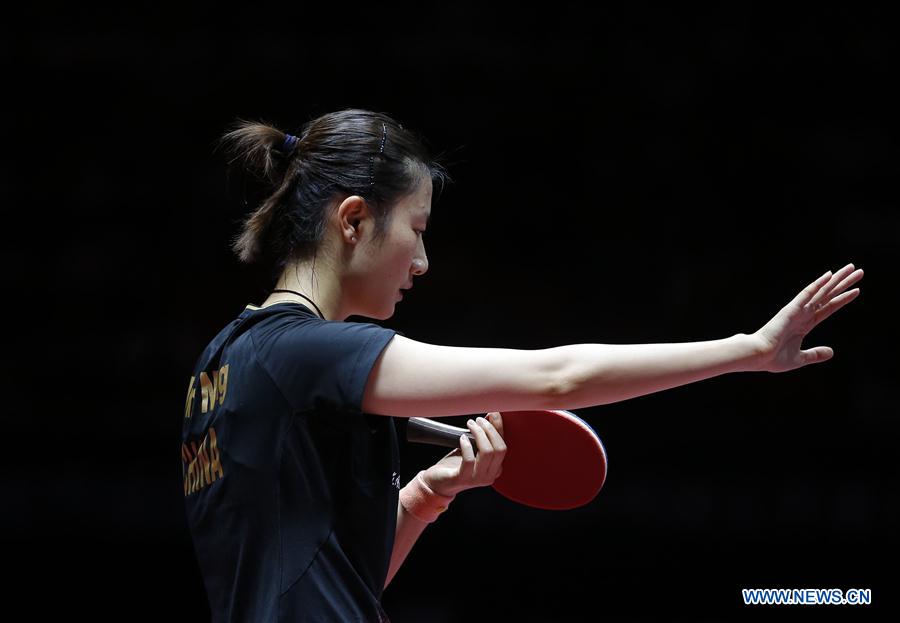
[181,301,402,622]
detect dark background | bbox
[6,3,898,621]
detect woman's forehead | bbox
[402,181,432,216]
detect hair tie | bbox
[281,133,299,154]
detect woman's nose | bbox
[412,256,428,276]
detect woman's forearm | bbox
[551,333,763,409]
[384,499,429,589]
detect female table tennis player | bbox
[181,108,863,622]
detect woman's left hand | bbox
[752,262,863,373]
[420,412,506,498]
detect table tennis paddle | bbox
[406,409,607,510]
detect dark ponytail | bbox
[216,109,452,275]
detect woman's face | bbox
[348,176,432,319]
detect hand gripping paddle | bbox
[406,410,607,510]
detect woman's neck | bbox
[262,262,345,321]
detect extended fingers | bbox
[823,268,864,305]
[812,287,861,326]
[795,269,834,309]
[806,264,862,311]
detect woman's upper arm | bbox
[362,334,561,417]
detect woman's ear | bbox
[336,195,369,241]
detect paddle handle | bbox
[407,417,478,454]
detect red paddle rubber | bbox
[491,410,607,510]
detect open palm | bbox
[753,263,863,373]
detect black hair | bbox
[217,108,452,278]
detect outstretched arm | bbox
[556,264,863,409]
[364,263,863,418]
[548,332,758,409]
[551,263,864,409]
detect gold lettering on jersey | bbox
[183,426,224,496]
[195,363,230,415]
[200,371,217,413]
[183,376,196,419]
[217,364,229,406]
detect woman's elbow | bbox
[538,346,581,409]
[541,344,609,410]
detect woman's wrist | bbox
[399,470,456,523]
[739,331,771,372]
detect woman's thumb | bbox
[803,346,834,364]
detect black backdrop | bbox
[7,4,898,622]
